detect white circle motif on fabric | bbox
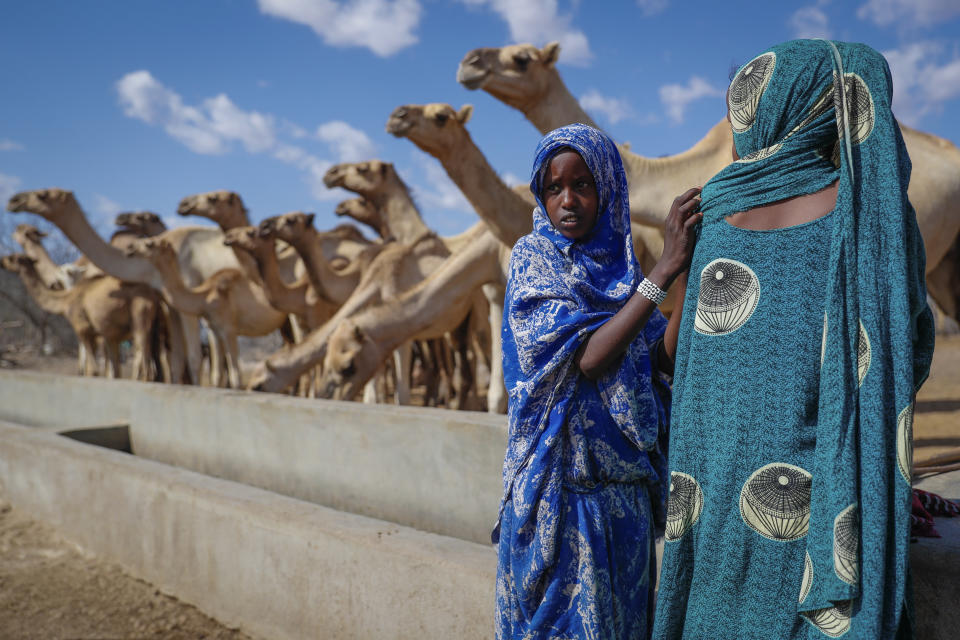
[801,600,853,637]
[728,52,776,133]
[833,504,859,586]
[857,321,871,386]
[695,259,760,336]
[739,463,812,541]
[665,471,704,542]
[897,403,915,483]
[799,551,813,604]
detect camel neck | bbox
[373,179,430,244]
[251,240,310,315]
[524,72,599,134]
[150,258,207,316]
[48,199,159,287]
[16,264,72,315]
[428,129,532,246]
[20,241,65,289]
[290,231,352,305]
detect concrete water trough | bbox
[0,369,957,638]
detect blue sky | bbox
[2,0,959,246]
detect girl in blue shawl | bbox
[653,40,935,639]
[496,124,701,639]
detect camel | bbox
[12,224,74,290]
[5,189,288,384]
[457,41,960,320]
[115,211,167,237]
[0,254,160,380]
[320,227,510,402]
[247,218,491,410]
[323,161,430,245]
[222,225,336,331]
[335,197,390,240]
[125,237,288,389]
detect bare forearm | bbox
[577,264,680,380]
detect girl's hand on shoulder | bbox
[654,187,702,285]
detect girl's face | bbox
[542,149,599,241]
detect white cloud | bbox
[93,194,123,220]
[462,0,592,66]
[406,155,472,214]
[116,71,276,155]
[501,172,524,187]
[117,70,377,205]
[636,0,668,17]
[790,6,832,39]
[257,0,422,57]
[858,0,960,28]
[580,89,633,124]
[883,42,960,125]
[316,121,376,162]
[0,172,21,203]
[0,139,24,152]
[659,76,723,124]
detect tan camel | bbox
[126,237,288,388]
[320,228,510,402]
[115,211,167,237]
[5,189,289,384]
[223,225,335,330]
[247,220,491,408]
[335,197,390,240]
[1,254,159,380]
[457,42,960,319]
[324,161,431,245]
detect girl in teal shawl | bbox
[653,40,935,638]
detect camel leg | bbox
[103,340,122,379]
[447,317,477,411]
[393,342,412,405]
[130,297,155,382]
[225,332,241,389]
[163,306,188,384]
[77,342,88,376]
[362,378,378,403]
[483,284,507,413]
[79,333,98,377]
[180,313,203,385]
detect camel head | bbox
[323,160,396,197]
[176,190,247,228]
[334,198,388,239]
[6,188,79,221]
[260,212,315,245]
[386,103,474,154]
[0,253,37,274]
[319,319,384,401]
[124,237,176,264]
[12,223,47,250]
[222,225,265,253]
[114,211,166,237]
[456,42,561,106]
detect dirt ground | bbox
[0,495,249,640]
[0,336,957,638]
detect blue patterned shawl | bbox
[496,123,669,556]
[697,40,935,633]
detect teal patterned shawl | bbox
[699,39,934,632]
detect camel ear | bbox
[305,213,315,226]
[353,324,364,342]
[457,105,473,124]
[541,42,560,67]
[32,229,48,240]
[228,193,237,206]
[209,193,220,204]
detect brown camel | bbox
[335,197,390,240]
[5,188,290,384]
[125,237,288,389]
[320,228,509,403]
[457,41,960,321]
[1,254,159,380]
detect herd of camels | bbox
[4,42,960,413]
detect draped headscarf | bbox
[496,122,669,548]
[696,39,934,633]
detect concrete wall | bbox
[0,371,507,545]
[0,420,497,640]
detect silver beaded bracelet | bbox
[637,277,667,305]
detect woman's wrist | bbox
[647,261,681,290]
